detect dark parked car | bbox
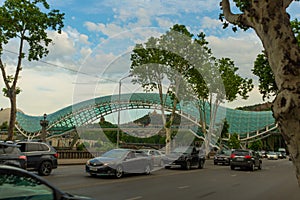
[163,146,205,170]
[214,149,231,165]
[230,149,262,171]
[0,165,94,200]
[0,142,27,169]
[86,148,153,178]
[16,141,58,176]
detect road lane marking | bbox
[177,185,190,189]
[125,196,143,200]
[198,191,216,198]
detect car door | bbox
[122,151,139,173]
[135,151,149,173]
[190,147,200,166]
[18,143,42,168]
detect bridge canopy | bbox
[16,93,275,137]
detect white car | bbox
[267,151,278,160]
[141,149,165,167]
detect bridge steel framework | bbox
[16,93,276,141]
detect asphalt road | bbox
[44,159,300,200]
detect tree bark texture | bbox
[7,93,16,141]
[222,0,300,186]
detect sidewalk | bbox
[58,158,89,165]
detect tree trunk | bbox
[221,0,300,185]
[255,8,300,188]
[165,127,172,154]
[6,93,16,141]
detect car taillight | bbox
[19,155,27,160]
[244,155,252,159]
[230,154,235,158]
[54,153,59,158]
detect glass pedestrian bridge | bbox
[16,93,276,140]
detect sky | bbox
[0,0,300,119]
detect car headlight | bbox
[104,162,116,167]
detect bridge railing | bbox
[57,150,104,159]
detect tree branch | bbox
[0,58,10,90]
[221,0,252,28]
[221,0,242,25]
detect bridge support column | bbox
[40,113,49,142]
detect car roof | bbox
[233,149,252,152]
[0,142,21,148]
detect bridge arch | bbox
[16,93,276,141]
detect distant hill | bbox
[0,108,24,125]
[132,111,190,127]
[236,102,272,111]
[0,108,10,125]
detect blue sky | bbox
[0,0,300,118]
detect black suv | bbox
[214,149,232,165]
[163,146,205,170]
[230,149,262,171]
[0,142,27,169]
[16,141,58,176]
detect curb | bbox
[58,159,89,165]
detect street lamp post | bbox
[117,75,131,148]
[40,113,49,142]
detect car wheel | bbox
[230,165,235,170]
[165,166,171,169]
[250,163,255,171]
[144,164,151,175]
[90,173,97,177]
[214,161,217,165]
[159,160,164,167]
[38,161,52,176]
[198,160,204,169]
[115,165,123,178]
[185,160,191,170]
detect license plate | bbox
[236,158,244,161]
[89,167,98,171]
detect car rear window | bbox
[18,143,50,152]
[0,146,19,155]
[233,150,250,156]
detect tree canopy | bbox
[0,0,64,140]
[131,24,253,154]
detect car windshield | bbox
[0,171,54,200]
[102,149,128,159]
[172,147,192,154]
[218,150,231,156]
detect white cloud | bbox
[207,32,264,78]
[86,23,126,37]
[201,16,222,29]
[15,69,76,115]
[47,31,76,59]
[225,86,274,109]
